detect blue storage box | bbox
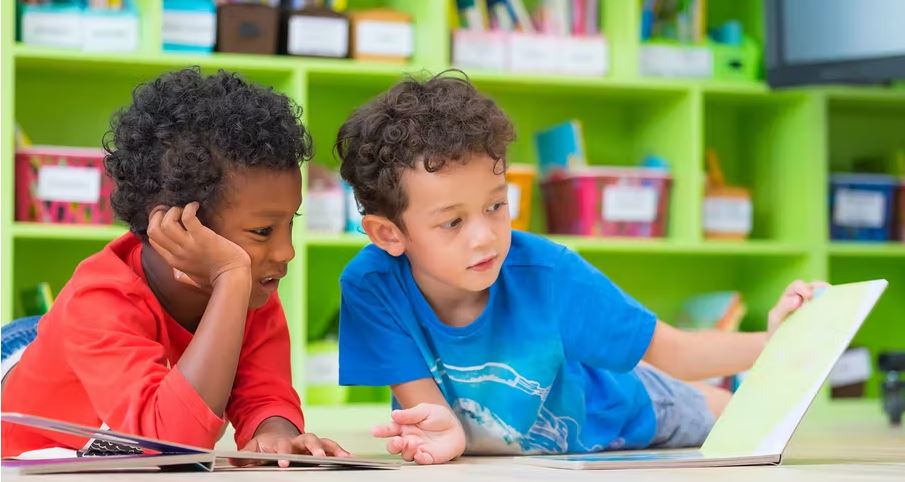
[829,174,897,241]
[162,0,216,53]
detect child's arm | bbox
[226,297,350,466]
[370,378,466,465]
[643,280,827,380]
[147,203,252,417]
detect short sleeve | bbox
[555,250,657,373]
[338,277,432,387]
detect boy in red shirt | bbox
[2,68,348,464]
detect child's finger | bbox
[228,439,265,467]
[276,438,294,468]
[147,210,178,252]
[301,434,327,458]
[318,438,351,457]
[785,279,809,298]
[181,202,204,234]
[385,436,405,455]
[413,448,435,465]
[160,206,189,245]
[400,435,422,462]
[391,405,432,426]
[371,422,402,438]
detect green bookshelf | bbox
[3,0,903,431]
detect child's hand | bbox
[231,432,352,468]
[767,280,831,337]
[371,403,466,465]
[147,202,251,288]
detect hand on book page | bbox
[230,432,351,468]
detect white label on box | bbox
[508,33,557,73]
[828,347,872,387]
[355,21,413,57]
[306,351,340,385]
[507,183,521,220]
[639,45,713,78]
[453,31,507,71]
[834,189,885,228]
[82,14,139,52]
[23,11,83,49]
[37,165,101,203]
[603,185,658,223]
[560,36,608,76]
[162,10,216,48]
[703,197,752,234]
[288,16,349,57]
[306,190,346,233]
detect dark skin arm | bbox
[146,202,252,416]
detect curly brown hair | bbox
[335,70,515,228]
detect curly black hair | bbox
[103,67,311,236]
[335,70,515,228]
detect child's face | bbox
[398,154,512,296]
[208,167,302,308]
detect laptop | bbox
[518,279,888,470]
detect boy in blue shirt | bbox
[334,72,825,465]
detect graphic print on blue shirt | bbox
[339,231,659,454]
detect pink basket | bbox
[542,167,671,237]
[15,146,115,225]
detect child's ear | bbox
[362,215,406,257]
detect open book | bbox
[518,279,888,470]
[1,413,399,475]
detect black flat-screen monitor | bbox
[765,0,905,87]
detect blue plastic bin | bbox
[829,174,897,241]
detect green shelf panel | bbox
[12,222,127,241]
[829,242,905,259]
[704,90,826,243]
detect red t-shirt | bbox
[1,233,304,457]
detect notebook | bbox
[518,279,888,470]
[0,413,399,475]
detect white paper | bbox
[37,165,101,204]
[14,448,79,460]
[162,10,216,48]
[507,183,522,220]
[703,197,753,234]
[23,11,82,49]
[602,185,658,223]
[833,189,886,228]
[288,16,349,57]
[355,20,413,57]
[82,14,138,52]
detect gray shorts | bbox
[635,365,716,448]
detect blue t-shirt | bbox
[338,231,658,454]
